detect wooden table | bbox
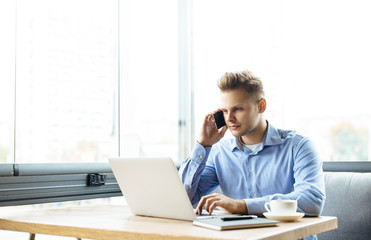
[0,204,337,240]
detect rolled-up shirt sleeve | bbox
[178,142,215,204]
[292,137,326,216]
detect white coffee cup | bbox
[264,200,298,215]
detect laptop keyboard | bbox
[194,209,229,219]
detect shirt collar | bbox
[263,121,285,146]
[230,121,284,151]
[231,137,241,151]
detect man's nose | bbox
[225,112,234,122]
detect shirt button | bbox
[199,155,203,159]
[249,172,253,176]
[250,193,254,197]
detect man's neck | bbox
[240,120,268,145]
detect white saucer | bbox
[263,212,305,222]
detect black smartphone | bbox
[213,110,226,129]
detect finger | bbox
[195,207,201,215]
[196,200,204,214]
[208,109,223,122]
[208,112,216,122]
[205,193,223,213]
[204,196,219,214]
[196,195,210,214]
[198,195,215,214]
[210,109,222,122]
[210,193,221,197]
[219,125,228,134]
[208,200,220,214]
[203,113,211,123]
[202,114,211,124]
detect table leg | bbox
[28,233,82,240]
[29,233,36,240]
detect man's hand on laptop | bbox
[195,193,248,215]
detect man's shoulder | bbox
[266,122,306,147]
[277,128,297,139]
[276,128,308,144]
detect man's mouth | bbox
[228,125,240,130]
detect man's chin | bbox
[229,130,244,138]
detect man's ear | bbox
[258,98,267,113]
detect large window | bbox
[119,0,179,161]
[14,0,119,163]
[0,0,179,164]
[0,0,179,218]
[193,0,371,161]
[0,1,15,164]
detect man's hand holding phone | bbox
[197,110,228,148]
[213,110,227,129]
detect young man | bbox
[179,70,325,237]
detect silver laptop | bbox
[109,157,227,221]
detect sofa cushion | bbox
[318,172,371,240]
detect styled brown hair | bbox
[217,70,265,101]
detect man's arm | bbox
[181,149,250,215]
[178,142,213,204]
[178,111,228,205]
[244,137,326,216]
[291,137,326,216]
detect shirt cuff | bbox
[191,142,212,165]
[244,196,270,215]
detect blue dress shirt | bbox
[179,122,326,240]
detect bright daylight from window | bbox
[0,0,178,164]
[193,0,371,162]
[0,0,370,164]
[1,0,119,163]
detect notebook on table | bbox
[193,217,278,230]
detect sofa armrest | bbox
[319,172,371,240]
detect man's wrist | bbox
[197,139,212,148]
[237,199,248,214]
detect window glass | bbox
[15,0,118,163]
[193,0,371,161]
[119,0,178,161]
[0,1,15,163]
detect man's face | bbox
[220,87,261,138]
